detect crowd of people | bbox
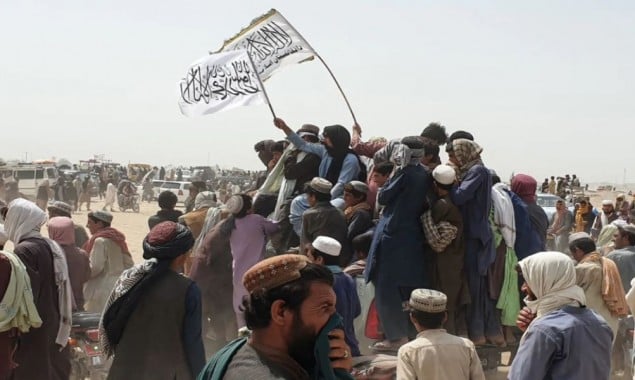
[2,117,635,380]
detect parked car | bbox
[151,180,165,200]
[1,164,58,201]
[536,193,575,221]
[158,181,191,204]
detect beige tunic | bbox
[84,237,134,313]
[396,329,485,380]
[575,260,619,336]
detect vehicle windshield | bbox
[161,182,181,189]
[537,196,559,207]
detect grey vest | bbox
[107,270,193,380]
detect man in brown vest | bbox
[101,221,205,380]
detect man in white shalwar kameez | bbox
[102,182,116,212]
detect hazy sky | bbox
[1,1,633,183]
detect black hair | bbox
[410,310,445,329]
[420,122,448,145]
[305,186,331,203]
[272,141,287,153]
[312,248,340,266]
[569,237,596,255]
[352,230,373,255]
[243,263,334,329]
[158,191,178,209]
[448,131,474,142]
[401,136,424,150]
[423,143,440,159]
[618,227,635,246]
[373,162,394,176]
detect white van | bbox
[1,164,58,200]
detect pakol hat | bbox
[307,177,333,195]
[408,289,447,313]
[312,236,341,257]
[344,181,369,194]
[243,254,310,294]
[47,201,73,217]
[89,210,113,224]
[432,164,456,185]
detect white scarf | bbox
[0,250,42,333]
[491,183,516,248]
[519,251,586,319]
[4,198,73,348]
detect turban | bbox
[195,191,217,210]
[142,222,194,261]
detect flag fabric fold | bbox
[178,50,266,117]
[217,9,315,81]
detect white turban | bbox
[518,251,586,318]
[4,199,47,244]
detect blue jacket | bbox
[450,165,494,274]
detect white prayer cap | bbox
[226,195,244,215]
[311,236,341,257]
[602,199,614,206]
[432,164,456,185]
[612,219,627,227]
[569,231,591,244]
[408,289,447,313]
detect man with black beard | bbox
[198,254,353,380]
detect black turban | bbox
[143,221,194,260]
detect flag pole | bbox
[313,54,357,125]
[247,52,276,119]
[278,12,357,124]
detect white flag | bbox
[218,9,315,81]
[178,50,266,117]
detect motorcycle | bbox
[142,188,154,203]
[69,312,109,380]
[117,193,140,213]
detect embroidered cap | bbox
[243,254,310,294]
[307,177,333,195]
[409,289,447,313]
[312,236,341,257]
